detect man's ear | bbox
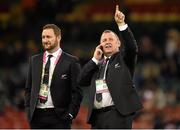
[117,39,121,48]
[57,35,61,42]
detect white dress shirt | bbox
[37,48,62,108]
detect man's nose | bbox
[105,42,110,45]
[43,37,49,42]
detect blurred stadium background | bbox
[0,0,180,129]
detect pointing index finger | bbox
[116,5,119,11]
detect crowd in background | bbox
[0,0,180,129]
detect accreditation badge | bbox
[95,79,109,93]
[39,84,49,99]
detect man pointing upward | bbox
[78,5,142,129]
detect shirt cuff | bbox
[92,57,99,65]
[118,24,128,31]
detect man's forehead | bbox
[42,29,54,35]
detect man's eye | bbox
[109,38,113,41]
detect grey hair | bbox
[101,30,121,44]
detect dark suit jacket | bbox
[78,27,143,124]
[25,51,83,122]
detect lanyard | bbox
[41,51,62,85]
[43,51,62,66]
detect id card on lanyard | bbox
[95,59,109,94]
[38,51,62,102]
[95,79,109,93]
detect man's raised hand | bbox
[114,5,125,26]
[93,45,103,61]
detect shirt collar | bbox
[46,48,62,59]
[104,56,111,60]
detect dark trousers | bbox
[90,106,135,129]
[30,108,71,129]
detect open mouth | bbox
[43,42,51,46]
[104,44,112,49]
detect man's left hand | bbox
[114,5,125,26]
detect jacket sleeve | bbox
[120,27,138,77]
[68,58,83,119]
[24,57,32,121]
[77,60,99,87]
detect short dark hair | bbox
[43,24,61,36]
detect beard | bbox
[43,40,59,51]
